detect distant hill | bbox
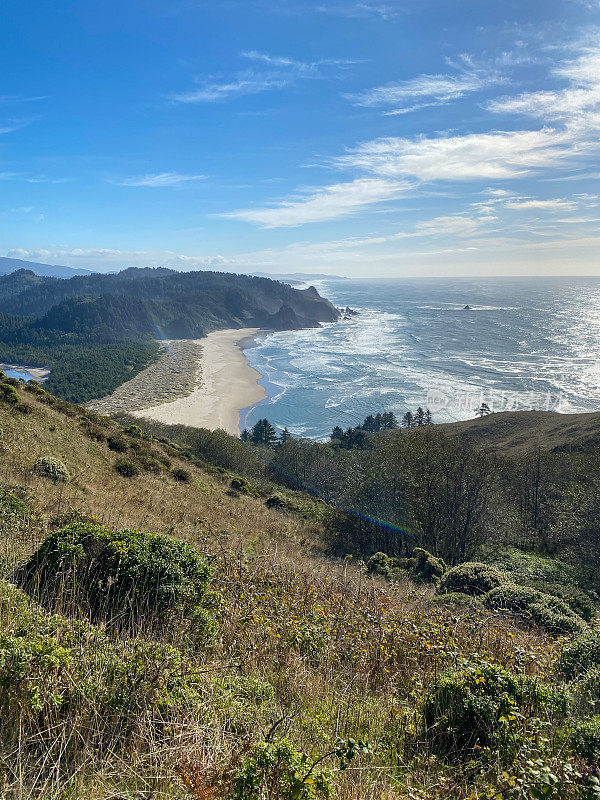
[0,256,95,278]
[437,410,600,453]
[251,271,348,282]
[0,267,340,402]
[0,267,340,334]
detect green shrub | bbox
[438,561,505,596]
[107,434,128,453]
[133,449,164,473]
[33,456,70,483]
[80,418,106,442]
[124,424,145,439]
[422,659,567,762]
[409,547,446,584]
[172,467,191,482]
[366,552,412,580]
[570,667,600,714]
[569,717,600,762]
[555,631,600,680]
[17,522,214,636]
[0,383,30,413]
[114,457,140,478]
[483,584,586,635]
[0,383,21,407]
[366,552,392,576]
[483,547,586,589]
[524,580,595,623]
[433,592,481,609]
[0,580,202,756]
[265,493,287,510]
[230,476,257,495]
[0,485,31,520]
[231,739,332,800]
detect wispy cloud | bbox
[170,71,290,103]
[114,172,207,187]
[504,198,576,211]
[222,178,409,227]
[170,50,356,104]
[336,128,573,181]
[346,55,504,114]
[314,1,405,19]
[487,34,600,125]
[0,95,48,104]
[241,51,357,72]
[0,118,36,134]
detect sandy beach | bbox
[132,328,266,435]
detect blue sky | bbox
[1,0,600,276]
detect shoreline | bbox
[132,328,267,436]
[0,363,50,381]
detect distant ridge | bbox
[251,271,348,281]
[0,256,95,279]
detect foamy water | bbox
[241,277,600,439]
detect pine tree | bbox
[402,411,414,428]
[278,427,292,445]
[250,418,278,447]
[381,411,398,429]
[362,414,376,432]
[374,412,383,431]
[476,402,492,417]
[240,428,250,442]
[330,425,344,442]
[424,408,434,425]
[414,407,426,426]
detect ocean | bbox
[241,276,600,440]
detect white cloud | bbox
[170,50,355,104]
[115,172,207,187]
[222,178,408,227]
[0,119,34,134]
[487,35,600,125]
[170,71,290,103]
[414,215,482,236]
[504,198,576,210]
[347,56,504,114]
[241,51,357,72]
[336,128,573,181]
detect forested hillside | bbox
[2,373,600,798]
[0,268,339,402]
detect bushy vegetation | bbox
[438,561,506,596]
[483,583,587,635]
[422,658,568,762]
[33,455,71,483]
[17,521,214,636]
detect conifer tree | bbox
[476,402,492,417]
[402,411,414,428]
[414,407,426,426]
[381,411,398,429]
[250,418,278,447]
[278,427,292,445]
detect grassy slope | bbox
[436,409,600,453]
[0,391,570,799]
